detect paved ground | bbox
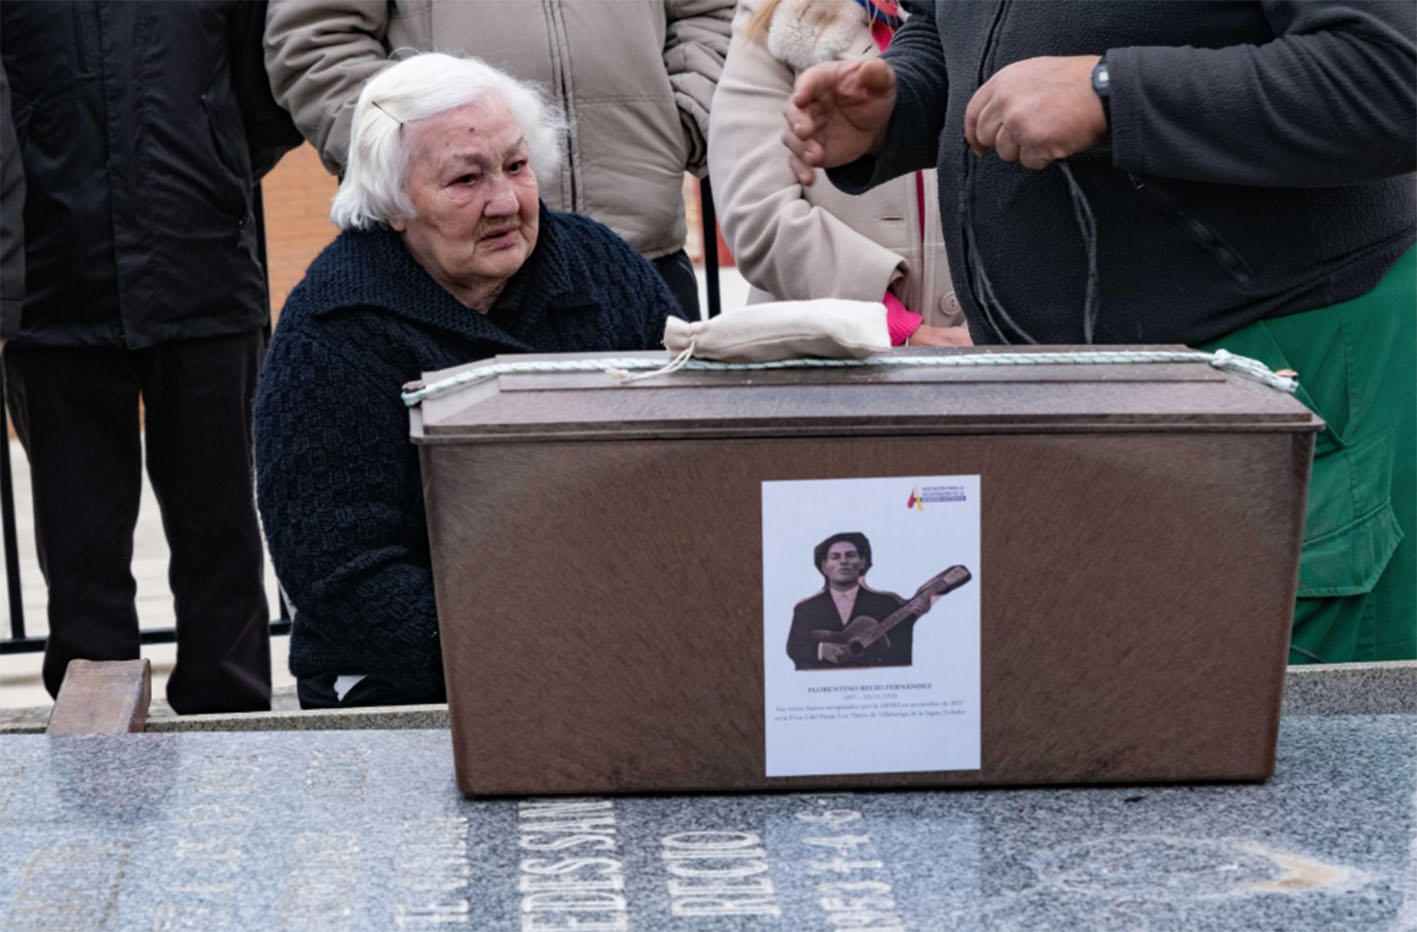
[0,268,751,713]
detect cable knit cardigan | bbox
[254,207,675,699]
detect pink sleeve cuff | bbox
[884,292,923,346]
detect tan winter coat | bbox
[264,0,732,259]
[708,0,962,324]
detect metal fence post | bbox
[700,176,722,319]
[1,358,24,639]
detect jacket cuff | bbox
[827,154,881,195]
[884,292,922,345]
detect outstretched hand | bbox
[964,55,1107,170]
[782,58,898,186]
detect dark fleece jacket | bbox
[254,208,675,699]
[833,0,1416,346]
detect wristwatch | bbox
[1091,56,1112,128]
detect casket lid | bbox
[408,347,1321,444]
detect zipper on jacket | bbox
[962,0,1025,343]
[541,0,578,211]
[1127,173,1253,285]
[94,1,127,346]
[71,2,91,75]
[975,1,1010,88]
[915,171,925,242]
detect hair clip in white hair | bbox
[330,53,566,231]
[371,100,404,126]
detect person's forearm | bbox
[264,0,393,175]
[883,291,922,345]
[254,327,443,689]
[298,561,443,686]
[665,0,734,175]
[1109,2,1416,185]
[709,15,906,301]
[870,7,950,178]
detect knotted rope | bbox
[401,347,1296,407]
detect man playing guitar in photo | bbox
[786,531,970,670]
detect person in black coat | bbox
[782,1,1416,666]
[0,2,300,713]
[253,54,679,708]
[787,531,916,670]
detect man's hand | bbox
[909,324,973,347]
[964,55,1106,170]
[782,58,898,186]
[818,641,853,664]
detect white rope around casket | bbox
[400,347,1297,407]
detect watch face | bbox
[1092,61,1111,96]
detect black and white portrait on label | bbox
[787,530,973,671]
[762,476,982,777]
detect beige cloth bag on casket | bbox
[663,299,889,363]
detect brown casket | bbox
[410,348,1321,796]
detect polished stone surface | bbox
[1283,660,1417,715]
[7,660,1413,735]
[1,714,1413,930]
[142,701,449,734]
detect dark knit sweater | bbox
[254,207,675,699]
[832,1,1416,346]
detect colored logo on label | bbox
[909,485,968,509]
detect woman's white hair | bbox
[329,52,565,230]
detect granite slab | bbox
[1,714,1413,930]
[1282,660,1417,716]
[6,660,1413,736]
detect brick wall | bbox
[683,175,734,267]
[261,144,339,323]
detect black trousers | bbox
[4,331,271,713]
[651,248,700,321]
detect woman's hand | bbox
[909,324,973,346]
[782,58,898,185]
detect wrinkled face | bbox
[391,94,539,311]
[821,541,865,589]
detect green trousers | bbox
[1201,246,1416,663]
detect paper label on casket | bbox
[762,476,982,777]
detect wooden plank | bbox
[46,659,151,735]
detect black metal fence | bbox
[1,378,24,651]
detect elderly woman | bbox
[254,53,679,708]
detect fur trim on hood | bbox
[767,0,875,71]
